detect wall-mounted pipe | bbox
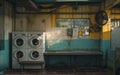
[29,0,38,10]
[16,11,96,14]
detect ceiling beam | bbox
[106,0,120,9]
[33,0,103,3]
[29,0,38,10]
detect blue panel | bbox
[0,54,5,70]
[46,38,100,51]
[69,39,100,50]
[0,40,9,71]
[100,40,110,51]
[0,71,3,75]
[0,40,4,50]
[46,40,69,50]
[100,40,110,67]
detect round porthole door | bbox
[29,36,43,48]
[30,51,40,60]
[14,37,25,48]
[15,51,24,59]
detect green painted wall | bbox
[46,38,100,51]
[0,40,9,71]
[0,1,12,72]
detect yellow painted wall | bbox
[50,5,100,40]
[16,5,114,40]
[101,9,120,40]
[16,14,51,32]
[100,10,111,40]
[111,9,120,19]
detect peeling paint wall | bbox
[15,14,51,32]
[0,1,13,71]
[0,1,4,50]
[15,5,101,51]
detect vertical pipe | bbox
[13,4,16,31]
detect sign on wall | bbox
[56,18,90,37]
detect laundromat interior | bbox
[1,0,120,75]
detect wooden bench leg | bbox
[20,64,24,72]
[41,64,43,69]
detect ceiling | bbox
[7,0,120,12]
[7,0,104,10]
[113,3,120,8]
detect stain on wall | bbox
[0,1,13,71]
[15,5,101,51]
[15,14,51,32]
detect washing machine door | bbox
[14,37,25,48]
[29,36,43,48]
[30,51,40,60]
[15,51,24,59]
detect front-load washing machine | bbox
[27,32,45,49]
[12,32,27,69]
[28,49,44,61]
[12,32,27,49]
[12,49,27,69]
[24,32,45,69]
[25,49,45,69]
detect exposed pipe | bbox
[16,11,96,14]
[29,0,38,10]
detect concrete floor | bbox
[4,69,113,75]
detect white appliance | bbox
[28,49,44,61]
[26,32,45,69]
[12,32,27,69]
[27,32,45,49]
[25,49,45,69]
[12,32,27,49]
[12,49,27,69]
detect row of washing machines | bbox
[12,32,45,69]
